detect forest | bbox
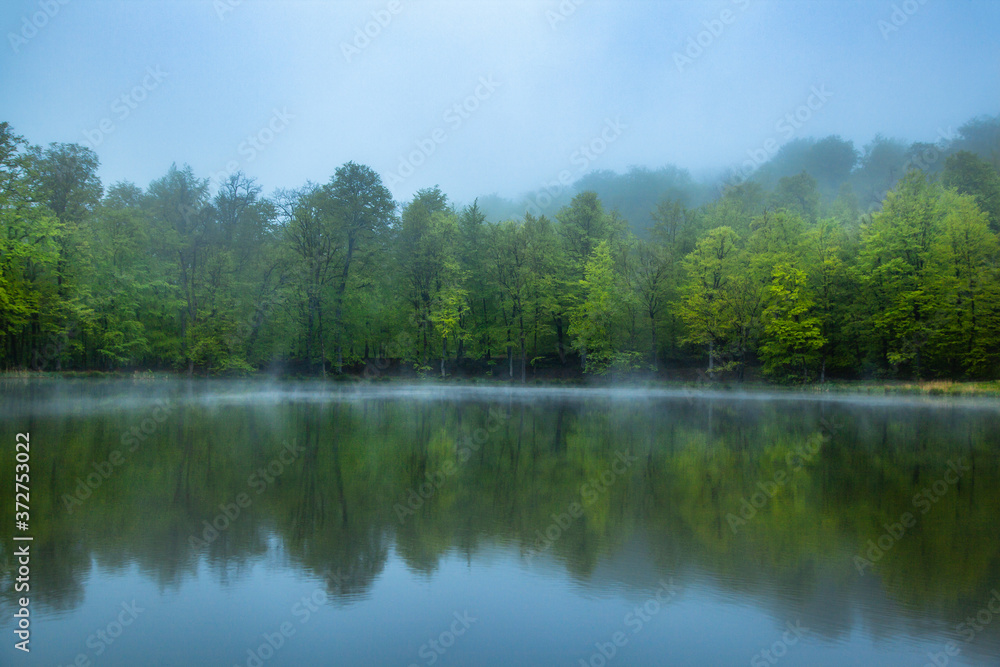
[1,114,999,382]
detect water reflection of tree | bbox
[1,387,999,645]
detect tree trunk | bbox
[520,336,526,384]
[318,305,327,379]
[306,295,316,370]
[555,316,566,364]
[650,314,658,372]
[333,234,356,375]
[519,312,526,384]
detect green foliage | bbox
[1,118,999,382]
[760,264,825,381]
[942,150,1000,230]
[678,226,739,371]
[569,241,620,373]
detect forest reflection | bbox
[1,380,998,651]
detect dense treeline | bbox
[1,115,999,381]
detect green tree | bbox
[856,171,940,377]
[283,184,339,375]
[771,171,820,223]
[26,141,102,363]
[485,219,530,381]
[555,192,624,365]
[0,124,65,368]
[631,239,669,370]
[429,285,469,377]
[942,151,1000,231]
[86,182,153,368]
[456,200,492,362]
[926,190,1000,376]
[803,218,853,380]
[325,162,395,372]
[678,226,739,374]
[759,264,825,381]
[146,164,212,371]
[397,188,461,368]
[569,241,621,373]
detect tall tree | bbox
[284,185,339,375]
[86,182,153,368]
[926,190,1000,376]
[942,151,1000,231]
[0,124,64,368]
[397,188,460,368]
[26,141,102,363]
[856,171,939,377]
[678,226,739,374]
[146,164,212,372]
[324,162,394,372]
[759,264,825,381]
[569,241,622,374]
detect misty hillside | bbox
[472,113,1000,237]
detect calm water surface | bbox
[1,380,999,666]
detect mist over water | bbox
[2,380,998,665]
[5,379,1000,417]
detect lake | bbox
[1,380,999,666]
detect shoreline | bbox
[3,371,1000,399]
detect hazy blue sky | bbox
[2,0,997,203]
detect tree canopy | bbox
[3,115,1000,382]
